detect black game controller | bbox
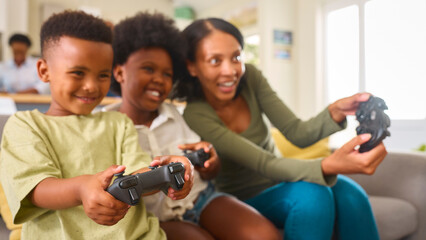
[184,149,210,167]
[355,96,391,153]
[106,162,185,205]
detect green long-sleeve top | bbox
[183,64,346,200]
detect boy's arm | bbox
[30,165,130,226]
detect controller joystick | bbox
[107,162,185,205]
[355,96,391,153]
[184,149,210,167]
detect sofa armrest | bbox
[345,151,426,240]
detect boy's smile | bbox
[37,36,113,116]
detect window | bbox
[325,5,359,103]
[244,34,260,67]
[364,0,426,119]
[324,0,426,150]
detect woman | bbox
[172,18,387,240]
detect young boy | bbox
[108,12,281,240]
[0,11,192,239]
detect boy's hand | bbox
[179,142,220,180]
[151,155,194,200]
[80,165,131,226]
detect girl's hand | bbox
[151,155,194,200]
[179,141,220,180]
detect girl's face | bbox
[187,30,245,103]
[115,47,173,113]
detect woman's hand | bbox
[328,93,371,123]
[321,134,387,175]
[150,155,194,200]
[179,141,221,180]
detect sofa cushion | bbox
[369,196,417,240]
[270,128,331,159]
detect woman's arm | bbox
[247,64,345,147]
[183,105,335,186]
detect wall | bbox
[258,0,298,112]
[0,0,5,61]
[295,0,326,119]
[1,0,318,118]
[27,0,174,56]
[197,0,300,114]
[0,0,29,61]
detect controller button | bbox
[169,164,184,174]
[370,110,376,120]
[174,175,185,189]
[119,177,138,189]
[129,188,139,205]
[114,171,125,178]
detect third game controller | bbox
[107,162,185,205]
[355,96,391,153]
[184,149,210,167]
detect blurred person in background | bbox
[0,33,49,94]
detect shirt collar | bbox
[104,101,177,131]
[104,101,176,131]
[149,103,175,130]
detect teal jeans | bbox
[244,175,379,240]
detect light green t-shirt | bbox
[0,110,165,239]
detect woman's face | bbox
[187,30,245,103]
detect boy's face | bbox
[114,47,173,113]
[38,36,113,116]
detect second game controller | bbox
[107,162,185,205]
[184,149,210,167]
[355,96,391,153]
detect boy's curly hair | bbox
[110,12,186,96]
[40,10,112,57]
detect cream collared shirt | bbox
[104,102,208,221]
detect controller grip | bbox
[355,96,391,153]
[184,149,210,167]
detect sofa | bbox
[347,151,426,240]
[271,128,426,240]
